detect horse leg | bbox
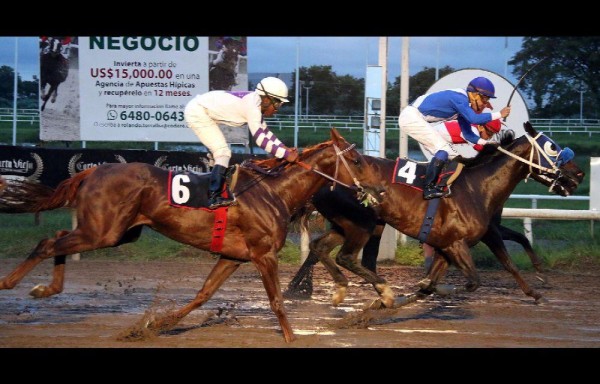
[482,226,545,303]
[1,200,145,297]
[0,230,72,296]
[40,83,50,111]
[360,223,385,273]
[335,231,394,309]
[252,251,296,343]
[50,85,58,103]
[40,83,47,99]
[444,242,480,292]
[308,229,350,306]
[146,256,242,333]
[395,251,450,307]
[411,242,480,298]
[498,224,547,282]
[283,248,320,299]
[29,230,71,298]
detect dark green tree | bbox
[0,65,17,108]
[509,37,600,119]
[0,66,40,109]
[290,65,364,115]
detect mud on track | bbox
[1,256,599,348]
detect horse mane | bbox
[457,134,523,169]
[243,140,334,173]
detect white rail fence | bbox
[3,110,600,136]
[502,195,598,243]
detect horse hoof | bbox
[143,314,156,329]
[332,286,347,306]
[417,278,432,290]
[434,284,458,296]
[394,294,419,307]
[366,299,385,310]
[29,284,49,298]
[534,296,548,305]
[535,274,548,284]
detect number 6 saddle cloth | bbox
[392,158,463,194]
[167,165,239,210]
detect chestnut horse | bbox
[0,129,373,343]
[287,122,584,308]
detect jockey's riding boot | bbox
[423,158,447,200]
[207,164,234,209]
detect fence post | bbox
[71,209,80,261]
[524,198,538,244]
[591,157,600,238]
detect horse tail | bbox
[291,201,315,233]
[0,167,98,214]
[35,167,98,211]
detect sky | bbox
[0,36,523,85]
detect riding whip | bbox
[504,57,548,121]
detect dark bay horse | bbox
[0,129,372,343]
[287,122,584,307]
[285,187,548,303]
[40,37,69,111]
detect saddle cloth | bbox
[392,158,462,192]
[167,165,238,210]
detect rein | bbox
[495,133,561,178]
[235,142,364,198]
[297,143,362,192]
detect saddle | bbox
[167,165,239,210]
[393,157,464,196]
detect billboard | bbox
[39,36,248,143]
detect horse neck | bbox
[464,140,533,205]
[237,152,338,216]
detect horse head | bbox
[290,128,381,205]
[328,127,385,204]
[506,121,584,196]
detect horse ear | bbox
[330,127,342,142]
[524,121,537,136]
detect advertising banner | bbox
[0,145,256,188]
[39,36,248,143]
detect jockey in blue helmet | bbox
[398,76,511,199]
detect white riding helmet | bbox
[255,77,289,103]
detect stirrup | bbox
[208,196,235,209]
[423,187,444,200]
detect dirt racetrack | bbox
[1,256,599,348]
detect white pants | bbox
[184,102,232,167]
[399,106,459,160]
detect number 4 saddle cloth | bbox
[392,158,463,194]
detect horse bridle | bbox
[235,142,371,202]
[296,143,379,206]
[495,133,569,194]
[296,143,362,191]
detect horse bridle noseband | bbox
[496,133,562,176]
[296,143,362,191]
[495,133,570,194]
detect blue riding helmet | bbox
[467,77,497,98]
